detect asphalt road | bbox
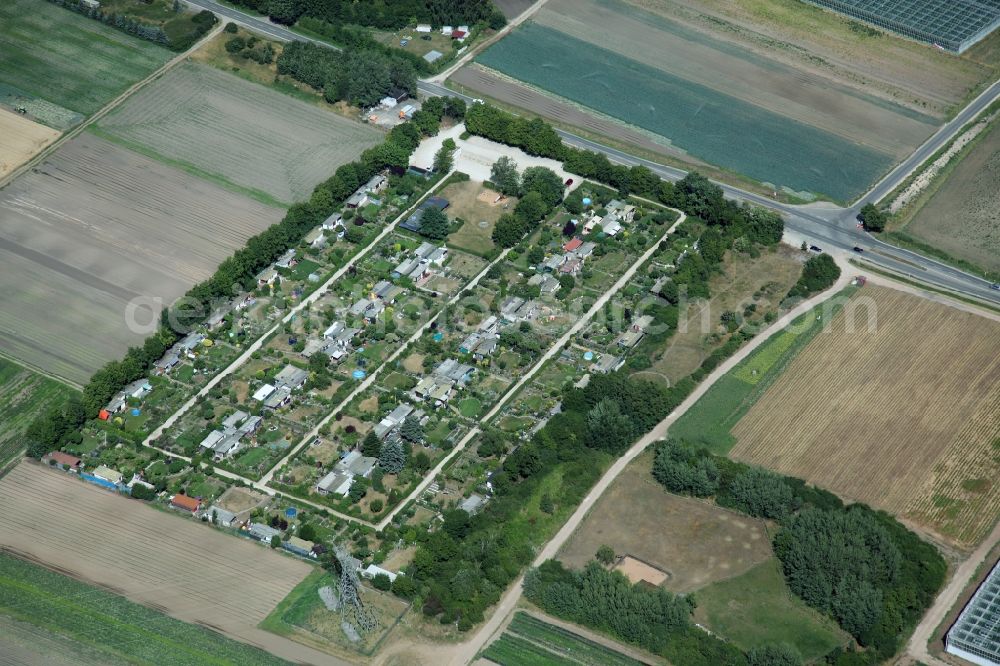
[183,0,1000,307]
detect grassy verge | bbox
[694,558,848,660]
[668,288,856,454]
[88,126,291,209]
[493,612,645,666]
[882,231,999,282]
[0,552,290,666]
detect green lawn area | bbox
[287,259,322,281]
[695,559,848,660]
[0,0,172,117]
[459,397,482,418]
[0,552,289,666]
[174,364,195,383]
[498,414,534,432]
[668,292,853,454]
[426,419,453,445]
[237,446,271,468]
[383,372,416,390]
[0,357,78,466]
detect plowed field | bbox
[730,287,1000,548]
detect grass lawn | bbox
[0,0,171,116]
[236,446,271,468]
[0,357,78,466]
[174,364,195,383]
[668,291,853,454]
[426,419,453,445]
[287,259,322,281]
[459,397,482,418]
[498,414,534,432]
[383,372,416,390]
[443,180,514,256]
[694,558,848,660]
[0,552,288,666]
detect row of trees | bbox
[651,440,946,663]
[489,162,567,248]
[46,0,217,51]
[224,0,505,32]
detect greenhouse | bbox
[946,559,1000,666]
[805,0,1000,53]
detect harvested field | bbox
[731,287,1000,548]
[0,0,171,116]
[0,132,282,384]
[902,116,1000,273]
[466,0,943,200]
[558,451,772,592]
[0,357,77,466]
[97,62,382,205]
[0,613,119,666]
[0,108,60,177]
[0,462,341,665]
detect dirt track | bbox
[0,462,348,666]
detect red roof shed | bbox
[563,237,583,252]
[171,494,201,513]
[48,451,81,468]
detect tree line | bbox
[224,0,505,32]
[651,440,946,664]
[45,0,217,51]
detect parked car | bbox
[400,39,409,46]
[809,245,822,253]
[564,178,574,186]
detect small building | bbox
[364,174,388,194]
[428,247,448,266]
[459,333,481,355]
[45,451,81,470]
[177,332,206,354]
[154,352,180,375]
[528,273,561,295]
[92,465,123,485]
[263,386,292,410]
[361,564,398,583]
[452,29,467,40]
[340,451,377,478]
[345,189,369,209]
[415,23,431,32]
[577,241,596,258]
[473,336,498,359]
[322,211,343,231]
[208,506,238,527]
[123,378,152,400]
[590,354,624,374]
[274,364,309,391]
[350,298,373,317]
[560,258,581,275]
[434,358,474,384]
[423,50,443,64]
[80,0,100,8]
[400,196,450,232]
[248,523,281,543]
[257,267,278,286]
[275,249,297,269]
[222,410,250,429]
[253,383,277,402]
[542,254,564,273]
[606,199,637,223]
[170,493,201,514]
[316,470,353,496]
[602,217,623,236]
[563,237,583,252]
[441,25,453,35]
[284,536,317,558]
[616,315,655,348]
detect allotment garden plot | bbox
[97,62,383,205]
[730,287,1000,548]
[0,132,282,384]
[0,0,171,119]
[464,0,943,200]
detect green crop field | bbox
[0,358,77,468]
[503,612,643,666]
[0,552,291,666]
[668,292,853,453]
[0,0,171,117]
[695,559,848,660]
[476,22,892,201]
[484,633,577,665]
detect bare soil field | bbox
[98,62,382,205]
[558,450,772,592]
[0,462,342,665]
[0,107,60,177]
[628,0,996,118]
[731,287,1000,549]
[614,556,669,586]
[0,132,282,384]
[901,118,1000,273]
